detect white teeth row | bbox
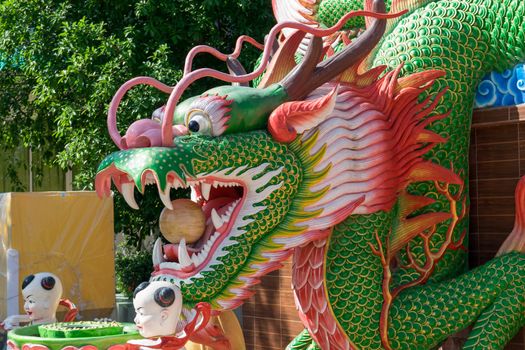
[121,174,242,210]
[178,239,193,267]
[210,199,241,230]
[190,232,220,266]
[158,232,222,270]
[212,181,237,188]
[225,199,240,217]
[145,173,156,185]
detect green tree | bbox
[0,0,274,247]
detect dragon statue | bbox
[96,0,525,349]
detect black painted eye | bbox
[186,112,212,135]
[22,275,35,290]
[41,276,56,290]
[154,287,175,307]
[133,282,151,299]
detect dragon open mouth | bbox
[152,175,246,279]
[96,152,284,284]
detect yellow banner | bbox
[0,192,114,320]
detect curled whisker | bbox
[184,35,264,75]
[107,76,173,149]
[161,8,405,146]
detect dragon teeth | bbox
[158,185,173,210]
[152,237,165,266]
[204,237,213,250]
[190,187,199,202]
[121,183,139,210]
[191,252,199,265]
[178,239,193,267]
[161,262,182,270]
[211,209,224,229]
[192,252,205,266]
[221,212,231,222]
[226,200,238,216]
[145,173,156,185]
[201,183,211,201]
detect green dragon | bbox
[96,0,525,349]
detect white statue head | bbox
[21,272,63,325]
[133,281,183,338]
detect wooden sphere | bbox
[159,199,206,244]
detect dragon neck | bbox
[475,0,525,71]
[324,212,390,349]
[375,0,525,76]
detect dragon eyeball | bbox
[187,112,212,135]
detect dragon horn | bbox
[226,57,249,87]
[280,0,387,101]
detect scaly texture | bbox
[321,0,525,348]
[95,0,525,349]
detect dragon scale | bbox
[291,0,525,349]
[286,1,525,349]
[96,0,525,349]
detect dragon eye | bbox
[187,111,212,135]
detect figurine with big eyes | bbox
[1,272,77,331]
[119,281,212,350]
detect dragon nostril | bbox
[188,120,200,132]
[120,137,129,150]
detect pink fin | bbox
[396,70,446,93]
[389,190,453,255]
[406,162,462,186]
[268,86,338,142]
[390,212,452,255]
[398,192,435,219]
[498,176,525,255]
[257,30,305,88]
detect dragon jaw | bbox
[96,132,329,309]
[97,50,457,314]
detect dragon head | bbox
[96,0,452,311]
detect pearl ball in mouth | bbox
[159,199,206,244]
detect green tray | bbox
[8,322,142,350]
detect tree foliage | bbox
[0,0,274,246]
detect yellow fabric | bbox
[0,192,114,320]
[0,193,11,319]
[185,310,246,350]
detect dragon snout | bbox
[121,119,189,149]
[121,119,163,149]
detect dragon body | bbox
[96,0,525,349]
